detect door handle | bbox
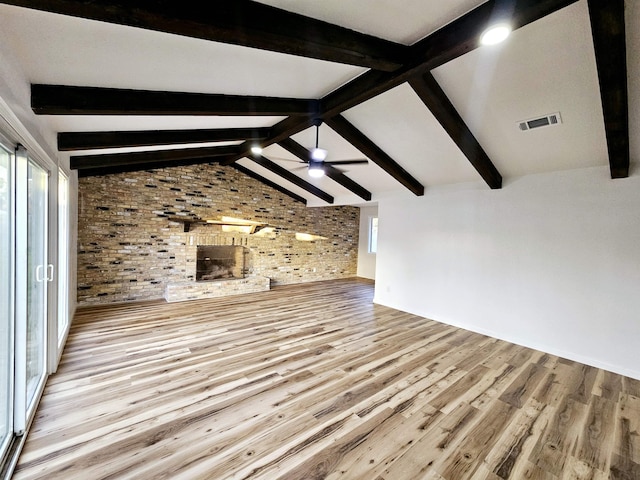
[47,264,54,282]
[35,264,44,282]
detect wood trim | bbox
[248,154,334,204]
[31,84,319,116]
[231,163,307,205]
[409,73,502,189]
[587,0,629,179]
[278,138,372,201]
[71,145,240,170]
[3,0,406,70]
[58,128,271,151]
[325,115,424,196]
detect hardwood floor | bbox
[13,279,640,479]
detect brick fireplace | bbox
[196,245,246,281]
[77,163,359,305]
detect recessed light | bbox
[480,24,511,46]
[250,146,263,155]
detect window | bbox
[368,216,378,254]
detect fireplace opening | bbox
[196,246,246,281]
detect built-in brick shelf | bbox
[164,276,270,303]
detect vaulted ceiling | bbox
[0,0,634,206]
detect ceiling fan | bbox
[260,119,368,178]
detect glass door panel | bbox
[26,159,48,412]
[0,145,13,460]
[57,172,69,345]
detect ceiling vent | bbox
[517,112,562,131]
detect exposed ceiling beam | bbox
[278,138,372,201]
[231,163,307,205]
[76,158,225,178]
[145,0,581,173]
[587,0,629,179]
[409,73,502,189]
[325,115,424,196]
[248,154,334,204]
[71,145,240,170]
[31,84,319,116]
[28,0,583,193]
[1,0,406,71]
[321,0,580,118]
[58,127,271,151]
[220,0,579,184]
[322,165,372,202]
[221,116,318,165]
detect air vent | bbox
[517,112,562,131]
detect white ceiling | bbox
[0,0,635,206]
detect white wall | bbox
[374,166,640,380]
[357,205,378,279]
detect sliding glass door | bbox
[14,147,49,436]
[25,159,48,413]
[0,144,13,462]
[0,116,63,474]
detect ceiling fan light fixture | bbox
[308,161,325,178]
[311,147,328,161]
[480,23,511,45]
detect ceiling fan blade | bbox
[325,159,369,166]
[264,155,307,164]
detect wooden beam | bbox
[323,165,372,202]
[221,116,318,165]
[231,163,307,205]
[71,145,240,170]
[242,0,574,191]
[409,73,502,189]
[76,158,223,177]
[325,115,424,196]
[278,138,372,201]
[321,0,580,118]
[220,0,578,178]
[2,0,406,71]
[248,154,334,204]
[587,0,629,179]
[58,127,271,151]
[31,84,319,116]
[38,0,580,193]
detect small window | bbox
[368,217,378,253]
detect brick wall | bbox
[77,163,359,305]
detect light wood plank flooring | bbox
[14,279,640,479]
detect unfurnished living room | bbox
[0,0,638,479]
